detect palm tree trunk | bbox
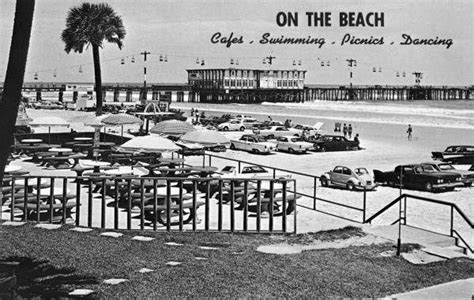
[0,0,35,185]
[92,44,103,116]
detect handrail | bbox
[403,194,473,228]
[364,193,473,253]
[452,229,473,254]
[364,194,404,224]
[205,153,320,179]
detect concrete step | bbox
[364,224,464,251]
[422,245,469,259]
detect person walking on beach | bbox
[407,124,413,140]
[343,123,348,137]
[191,107,194,116]
[348,124,353,139]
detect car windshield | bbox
[290,137,302,142]
[422,165,437,173]
[355,168,368,175]
[255,136,267,142]
[221,166,235,172]
[438,164,455,170]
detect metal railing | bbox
[1,175,297,234]
[202,153,367,223]
[365,193,473,254]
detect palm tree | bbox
[0,0,35,185]
[61,3,125,116]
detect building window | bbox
[243,80,248,87]
[277,80,281,87]
[243,70,247,77]
[237,79,241,86]
[224,79,230,87]
[231,70,236,77]
[231,79,236,87]
[283,80,287,87]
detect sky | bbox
[0,0,472,86]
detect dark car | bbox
[373,164,463,192]
[312,135,359,152]
[432,145,474,164]
[422,162,474,187]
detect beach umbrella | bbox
[117,135,181,153]
[30,116,70,143]
[101,113,143,138]
[179,129,230,146]
[150,120,195,136]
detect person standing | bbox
[354,133,361,150]
[348,124,353,139]
[407,124,413,140]
[343,123,348,138]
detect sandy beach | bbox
[6,101,473,244]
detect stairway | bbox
[365,224,471,259]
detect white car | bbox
[320,166,377,191]
[230,134,276,154]
[275,136,314,154]
[217,120,246,131]
[257,126,300,139]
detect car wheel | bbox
[223,126,229,131]
[230,143,236,150]
[346,182,355,190]
[424,182,433,192]
[320,146,327,152]
[288,148,294,154]
[464,182,472,187]
[240,126,245,131]
[320,177,328,187]
[252,149,259,154]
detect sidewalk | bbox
[386,278,473,299]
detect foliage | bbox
[61,3,125,53]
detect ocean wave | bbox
[184,105,474,130]
[261,101,474,121]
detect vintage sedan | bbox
[257,126,300,139]
[275,136,313,154]
[431,145,474,165]
[217,119,246,131]
[230,134,275,154]
[320,166,376,190]
[373,164,463,192]
[313,135,359,152]
[422,162,474,187]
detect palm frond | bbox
[61,2,126,52]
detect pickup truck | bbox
[230,134,275,154]
[373,164,463,193]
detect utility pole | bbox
[346,58,357,100]
[265,55,276,65]
[140,51,151,104]
[412,72,423,86]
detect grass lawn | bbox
[0,224,472,298]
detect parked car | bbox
[432,145,474,164]
[275,136,313,154]
[422,162,474,187]
[373,164,463,192]
[230,134,275,154]
[312,135,359,152]
[258,126,300,139]
[234,117,262,129]
[320,166,377,190]
[215,165,270,179]
[217,119,246,131]
[293,122,324,136]
[33,101,65,110]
